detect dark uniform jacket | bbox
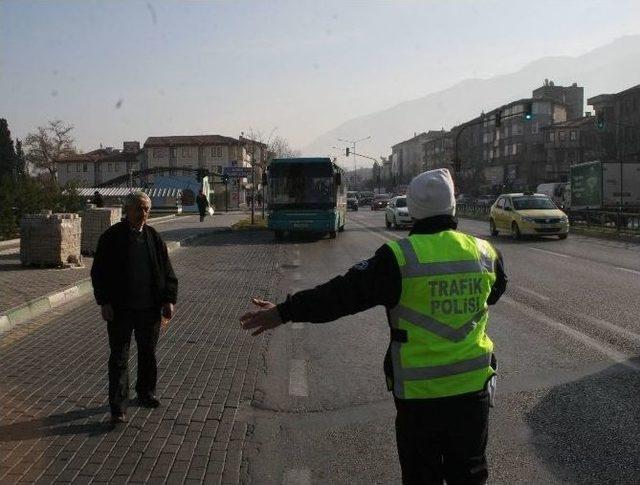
[91,221,178,309]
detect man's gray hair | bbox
[123,191,152,209]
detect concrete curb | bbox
[0,228,229,335]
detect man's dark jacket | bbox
[91,221,178,309]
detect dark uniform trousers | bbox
[394,390,490,485]
[107,308,161,414]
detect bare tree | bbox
[244,128,300,164]
[24,120,77,182]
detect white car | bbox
[385,196,412,229]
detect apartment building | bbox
[57,142,142,187]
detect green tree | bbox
[15,139,26,177]
[0,176,18,239]
[0,118,17,181]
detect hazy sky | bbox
[1,0,639,152]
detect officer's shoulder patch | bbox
[353,260,369,271]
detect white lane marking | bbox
[617,267,640,276]
[503,296,640,372]
[283,468,311,485]
[578,312,640,345]
[529,247,571,259]
[291,322,304,330]
[289,359,308,397]
[350,219,401,243]
[515,285,550,301]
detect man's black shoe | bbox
[137,395,161,408]
[110,412,127,426]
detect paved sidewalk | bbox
[0,213,244,314]
[0,229,283,484]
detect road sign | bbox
[223,166,252,178]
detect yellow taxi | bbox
[489,193,569,240]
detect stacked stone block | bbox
[81,207,122,255]
[20,212,82,267]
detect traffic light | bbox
[523,102,533,121]
[596,111,605,130]
[495,110,502,127]
[346,147,350,157]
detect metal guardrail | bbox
[456,203,492,217]
[568,210,640,232]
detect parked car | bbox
[489,192,569,240]
[347,196,359,211]
[371,194,390,211]
[358,191,374,205]
[385,196,412,229]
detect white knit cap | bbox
[407,168,456,220]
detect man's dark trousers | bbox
[107,308,161,414]
[394,390,490,485]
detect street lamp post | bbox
[338,136,371,190]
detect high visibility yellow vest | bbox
[386,231,497,399]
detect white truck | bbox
[536,182,570,209]
[569,161,640,210]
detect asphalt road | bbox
[245,209,640,484]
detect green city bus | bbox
[266,157,346,239]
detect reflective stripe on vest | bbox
[387,232,497,399]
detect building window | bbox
[532,122,539,134]
[76,163,81,172]
[512,144,517,155]
[96,164,101,172]
[182,147,191,157]
[170,148,177,158]
[503,145,509,157]
[211,147,216,157]
[216,147,223,157]
[548,132,555,142]
[108,163,112,172]
[570,130,577,141]
[559,131,566,141]
[153,148,162,158]
[114,162,119,172]
[66,164,71,173]
[217,165,223,173]
[83,163,88,172]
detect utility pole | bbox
[339,136,371,190]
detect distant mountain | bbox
[303,35,640,162]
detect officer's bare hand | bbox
[101,304,114,322]
[240,298,283,336]
[162,302,175,320]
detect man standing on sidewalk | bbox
[196,189,209,222]
[240,169,507,484]
[91,191,178,426]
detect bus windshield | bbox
[269,163,335,210]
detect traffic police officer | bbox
[240,168,507,484]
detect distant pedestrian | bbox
[256,191,263,208]
[91,191,178,426]
[196,190,209,222]
[92,190,104,208]
[240,169,507,484]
